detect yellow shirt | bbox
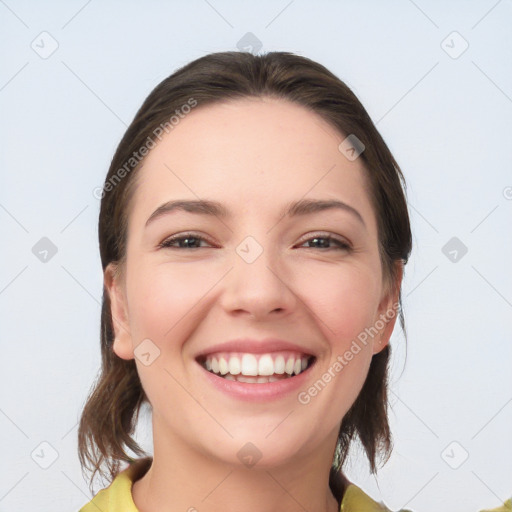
[78,457,395,511]
[78,457,512,512]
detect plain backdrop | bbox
[1,1,511,511]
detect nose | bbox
[219,243,297,320]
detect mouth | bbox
[196,351,316,383]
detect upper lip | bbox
[195,338,315,359]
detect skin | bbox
[104,97,403,512]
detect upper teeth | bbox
[202,352,311,377]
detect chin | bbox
[198,429,312,470]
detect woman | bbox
[78,50,413,512]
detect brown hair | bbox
[77,50,412,503]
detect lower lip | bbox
[197,360,316,402]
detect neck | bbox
[132,422,342,512]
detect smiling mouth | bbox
[196,351,316,383]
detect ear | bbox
[104,262,135,360]
[372,260,404,355]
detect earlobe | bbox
[372,310,398,355]
[112,336,135,360]
[372,260,404,355]
[104,262,135,361]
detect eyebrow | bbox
[145,198,366,228]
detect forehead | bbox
[128,97,376,232]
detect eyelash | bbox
[158,232,352,252]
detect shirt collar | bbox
[86,457,390,512]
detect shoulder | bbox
[341,483,512,512]
[340,482,413,512]
[78,457,152,512]
[479,497,512,512]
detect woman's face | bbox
[106,97,401,469]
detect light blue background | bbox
[1,1,511,511]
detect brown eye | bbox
[159,233,212,249]
[298,235,352,251]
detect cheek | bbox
[293,267,379,438]
[125,265,210,400]
[128,257,381,347]
[297,262,380,344]
[296,268,378,417]
[126,263,209,346]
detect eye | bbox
[297,233,352,251]
[158,232,352,251]
[158,232,213,250]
